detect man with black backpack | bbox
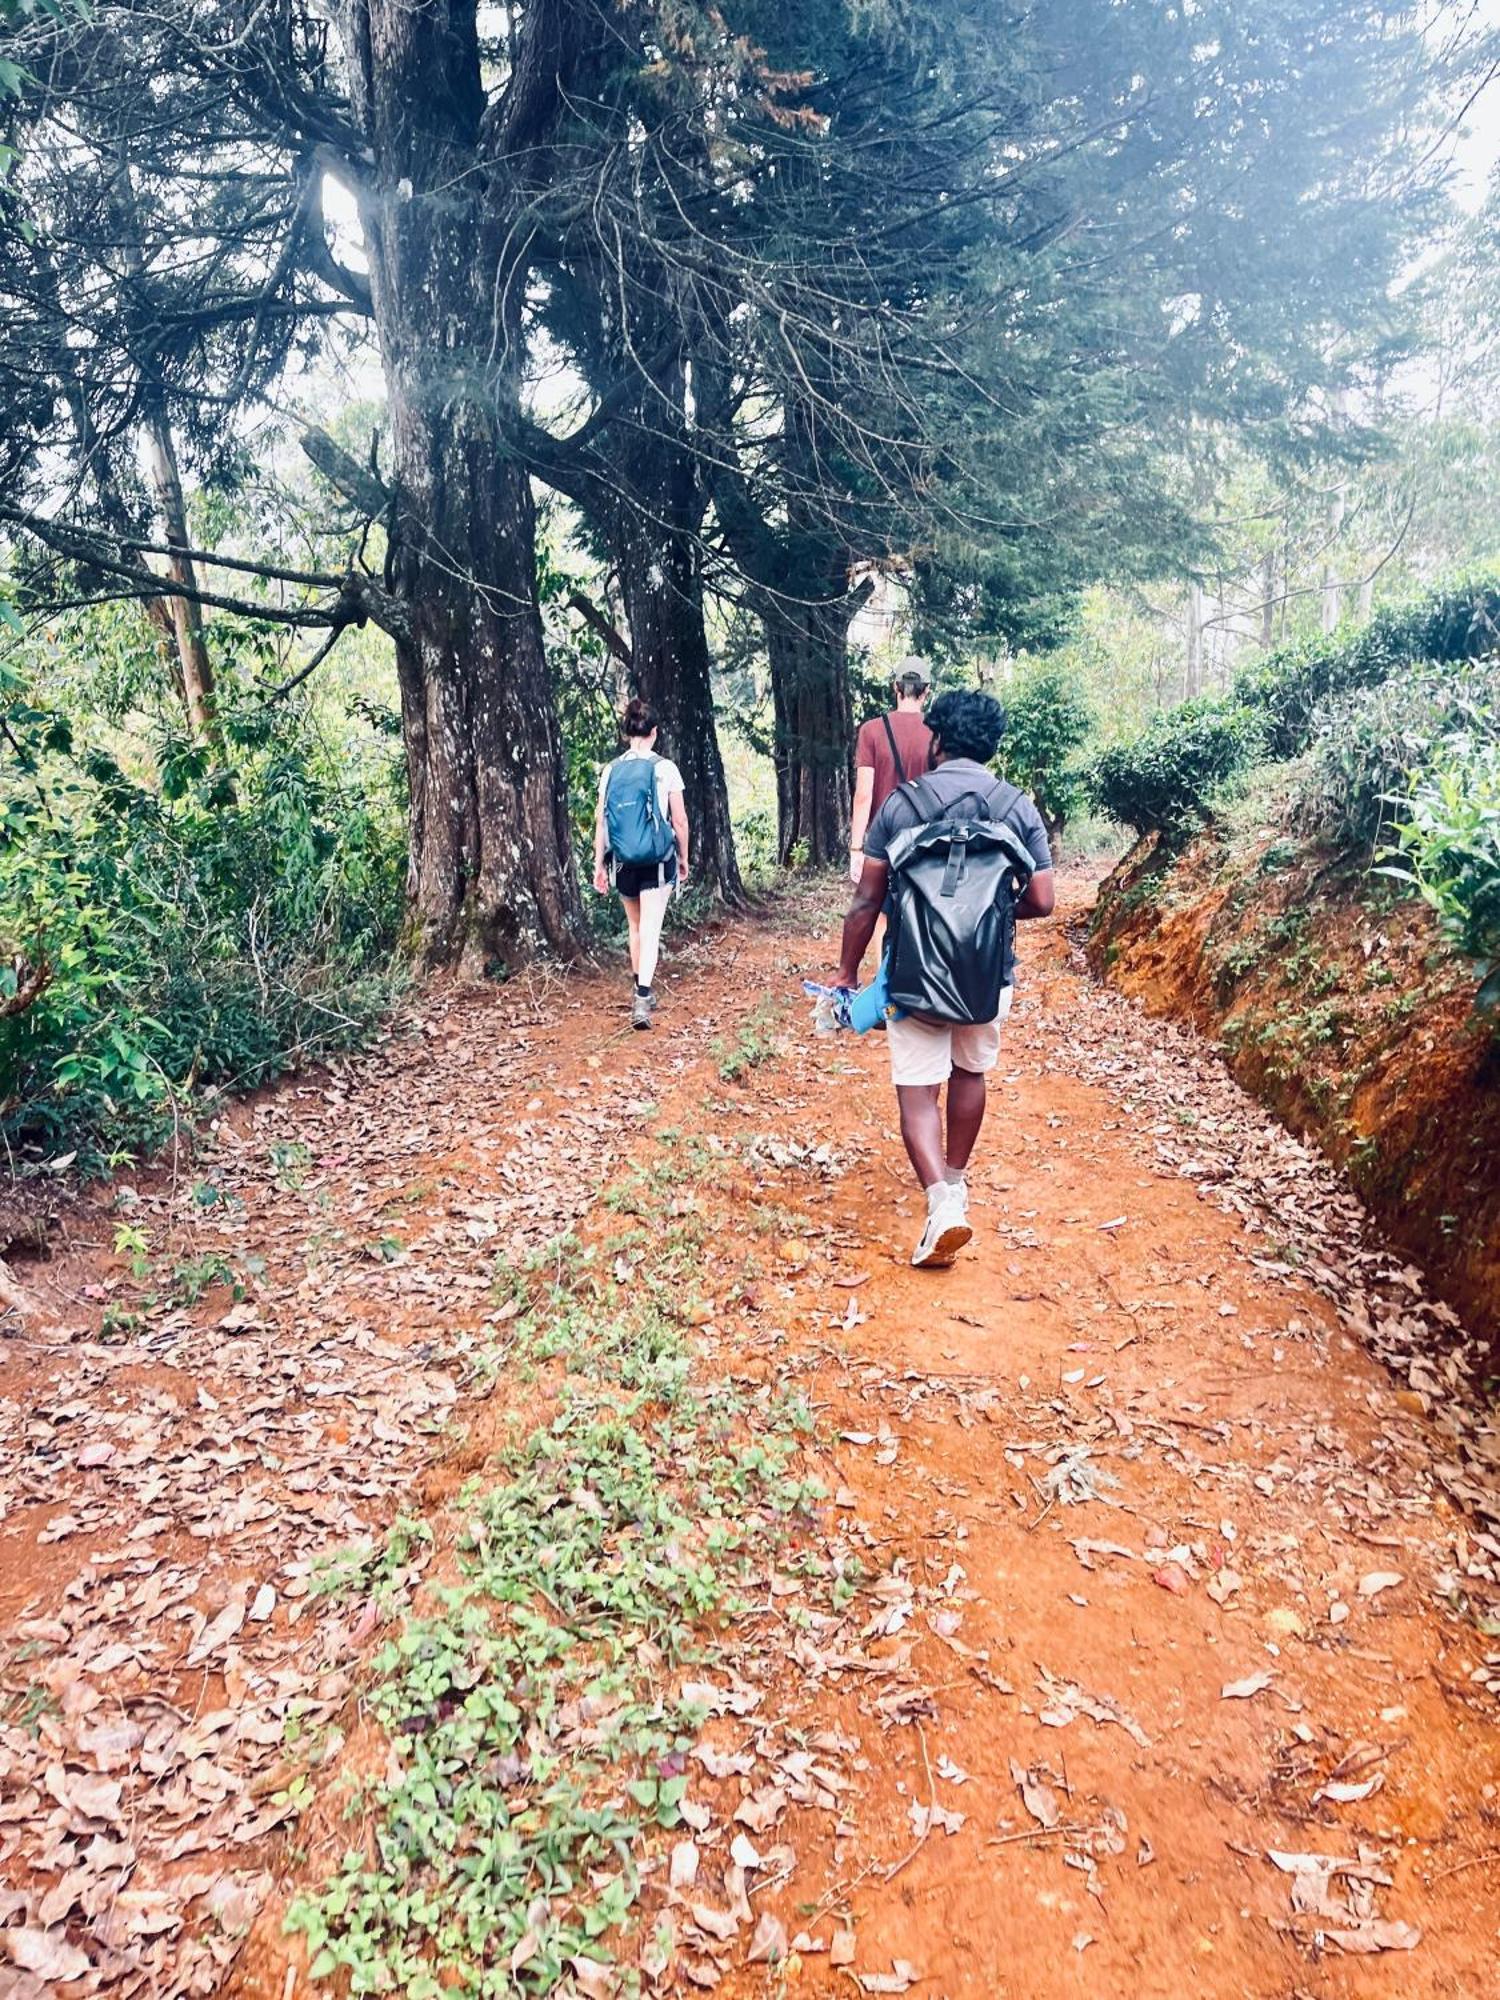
[828,689,1055,1267]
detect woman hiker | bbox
[593,697,690,1029]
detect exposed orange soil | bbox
[1090,829,1500,1352]
[3,878,1500,1998]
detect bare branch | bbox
[301,426,393,520]
[567,590,633,669]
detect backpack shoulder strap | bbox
[881,714,907,786]
[983,776,1023,824]
[899,774,945,823]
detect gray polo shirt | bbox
[862,759,1052,873]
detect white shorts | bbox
[887,987,1014,1087]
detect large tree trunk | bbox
[1185,577,1205,699]
[343,0,586,972]
[1259,548,1277,649]
[388,436,583,972]
[611,426,742,903]
[761,569,855,868]
[142,401,218,748]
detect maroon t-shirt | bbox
[855,711,934,816]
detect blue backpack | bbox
[605,754,675,869]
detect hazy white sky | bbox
[1450,0,1500,207]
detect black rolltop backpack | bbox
[883,775,1037,1024]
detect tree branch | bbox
[1,505,409,643]
[567,590,633,669]
[301,425,393,520]
[299,171,374,314]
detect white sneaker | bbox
[912,1187,972,1268]
[946,1175,969,1217]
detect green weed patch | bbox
[285,1236,823,1997]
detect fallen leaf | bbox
[747,1913,787,1965]
[689,1904,738,1943]
[569,1953,616,1998]
[1313,1775,1384,1805]
[1206,1568,1242,1606]
[75,1721,143,1771]
[1036,1666,1150,1746]
[1221,1670,1274,1701]
[734,1787,787,1833]
[1327,1920,1420,1954]
[185,1597,245,1668]
[1358,1571,1404,1598]
[46,1765,122,1826]
[856,1962,921,1995]
[1010,1759,1060,1831]
[669,1840,700,1890]
[4,1928,91,1982]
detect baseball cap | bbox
[893,654,932,690]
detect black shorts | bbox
[614,858,677,899]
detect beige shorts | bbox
[887,987,1014,1087]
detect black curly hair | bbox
[926,689,1007,764]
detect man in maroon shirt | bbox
[849,657,934,884]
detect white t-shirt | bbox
[599,753,685,821]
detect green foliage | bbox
[996,662,1094,844]
[1232,573,1500,760]
[1383,736,1500,1012]
[284,1263,822,1999]
[1087,573,1500,856]
[0,654,406,1167]
[712,1000,782,1082]
[729,803,778,888]
[1294,660,1500,854]
[1085,697,1255,845]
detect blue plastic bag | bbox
[804,958,901,1035]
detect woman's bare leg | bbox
[621,896,642,979]
[637,881,673,990]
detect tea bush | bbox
[997,660,1094,854]
[1293,660,1500,854]
[1088,572,1500,855]
[1383,736,1500,1013]
[1086,697,1256,845]
[1232,571,1500,760]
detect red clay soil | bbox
[1089,829,1500,1352]
[3,879,1500,1999]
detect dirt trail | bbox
[3,879,1499,1998]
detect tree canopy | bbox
[1,0,1493,960]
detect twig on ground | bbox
[1430,1850,1500,1883]
[882,1720,937,1884]
[986,1823,1088,1849]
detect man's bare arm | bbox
[849,764,876,876]
[1017,867,1055,918]
[833,858,889,986]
